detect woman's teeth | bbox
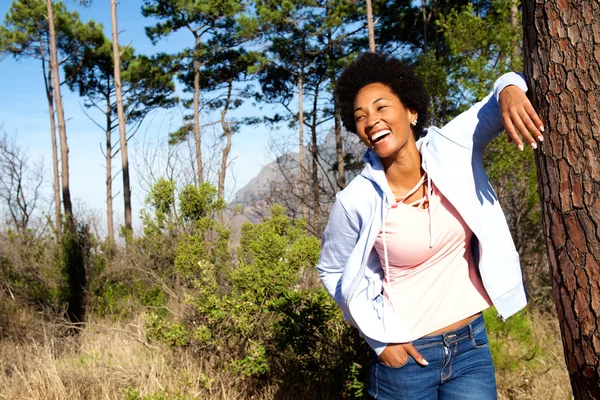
[371,129,391,143]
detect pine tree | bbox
[142,0,256,185]
[0,0,103,236]
[523,1,600,398]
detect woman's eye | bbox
[355,115,364,122]
[378,106,387,111]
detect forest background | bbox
[0,0,573,399]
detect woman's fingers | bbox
[502,113,523,150]
[499,85,545,151]
[525,102,545,139]
[513,109,537,149]
[404,343,428,366]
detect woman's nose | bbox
[366,115,379,128]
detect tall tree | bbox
[110,0,132,237]
[142,0,254,185]
[256,0,324,219]
[522,0,600,399]
[0,0,102,236]
[195,49,258,224]
[65,38,176,242]
[319,0,363,190]
[523,1,600,398]
[46,0,72,232]
[47,0,99,324]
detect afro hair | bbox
[335,53,430,138]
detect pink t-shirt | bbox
[374,180,492,340]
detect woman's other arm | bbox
[317,196,360,326]
[440,72,543,152]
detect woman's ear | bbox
[409,110,418,126]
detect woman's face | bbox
[353,83,417,160]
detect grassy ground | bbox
[0,309,571,400]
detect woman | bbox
[317,53,543,399]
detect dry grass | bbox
[0,310,572,400]
[0,315,276,400]
[496,310,573,400]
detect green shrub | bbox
[484,307,540,371]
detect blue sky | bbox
[0,0,280,234]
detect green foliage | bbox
[145,204,361,396]
[484,308,541,372]
[269,288,370,397]
[436,0,521,100]
[141,0,258,146]
[231,205,319,301]
[63,32,177,132]
[147,178,176,216]
[178,183,222,223]
[146,312,189,348]
[230,340,269,377]
[0,0,104,64]
[93,279,166,319]
[173,235,207,280]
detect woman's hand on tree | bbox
[499,85,545,151]
[379,342,429,367]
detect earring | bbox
[411,119,417,126]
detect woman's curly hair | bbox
[335,53,430,138]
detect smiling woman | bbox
[317,52,545,400]
[353,83,417,158]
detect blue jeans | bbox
[369,314,497,399]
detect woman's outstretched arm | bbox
[439,72,543,152]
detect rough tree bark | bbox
[111,0,133,235]
[46,0,73,232]
[522,1,600,398]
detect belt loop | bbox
[468,320,475,338]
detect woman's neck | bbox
[382,140,423,195]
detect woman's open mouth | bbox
[370,129,391,144]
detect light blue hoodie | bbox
[317,72,529,356]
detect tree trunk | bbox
[218,80,233,225]
[111,0,132,236]
[46,0,72,232]
[510,0,520,69]
[47,0,86,325]
[193,35,203,185]
[522,1,600,398]
[310,85,320,234]
[105,92,114,243]
[421,0,428,52]
[41,48,62,237]
[298,73,307,219]
[366,0,376,52]
[326,23,345,189]
[333,98,345,189]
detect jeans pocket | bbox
[471,326,490,349]
[378,356,411,369]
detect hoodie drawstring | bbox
[393,172,434,248]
